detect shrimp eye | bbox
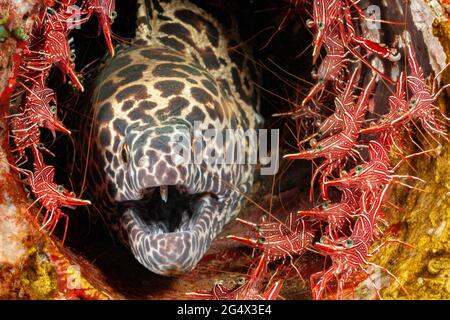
[345,239,353,247]
[109,10,117,21]
[121,143,130,164]
[57,185,65,193]
[355,165,363,174]
[317,22,325,30]
[235,277,246,285]
[321,202,329,210]
[69,52,76,62]
[258,237,266,243]
[50,105,57,115]
[380,116,387,123]
[390,51,401,62]
[318,76,325,83]
[411,99,417,107]
[315,145,323,152]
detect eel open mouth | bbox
[124,186,197,233]
[119,185,220,275]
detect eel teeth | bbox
[160,185,168,203]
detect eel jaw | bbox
[120,191,220,275]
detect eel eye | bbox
[355,165,363,174]
[318,22,325,30]
[57,185,65,193]
[411,99,417,108]
[121,143,130,164]
[321,202,329,210]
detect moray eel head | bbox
[116,121,221,275]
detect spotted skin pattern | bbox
[79,0,261,275]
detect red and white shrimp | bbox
[83,0,117,56]
[311,186,409,300]
[11,147,90,242]
[186,254,283,300]
[227,214,316,264]
[285,72,377,200]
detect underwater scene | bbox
[0,0,449,300]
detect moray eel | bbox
[79,0,261,275]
